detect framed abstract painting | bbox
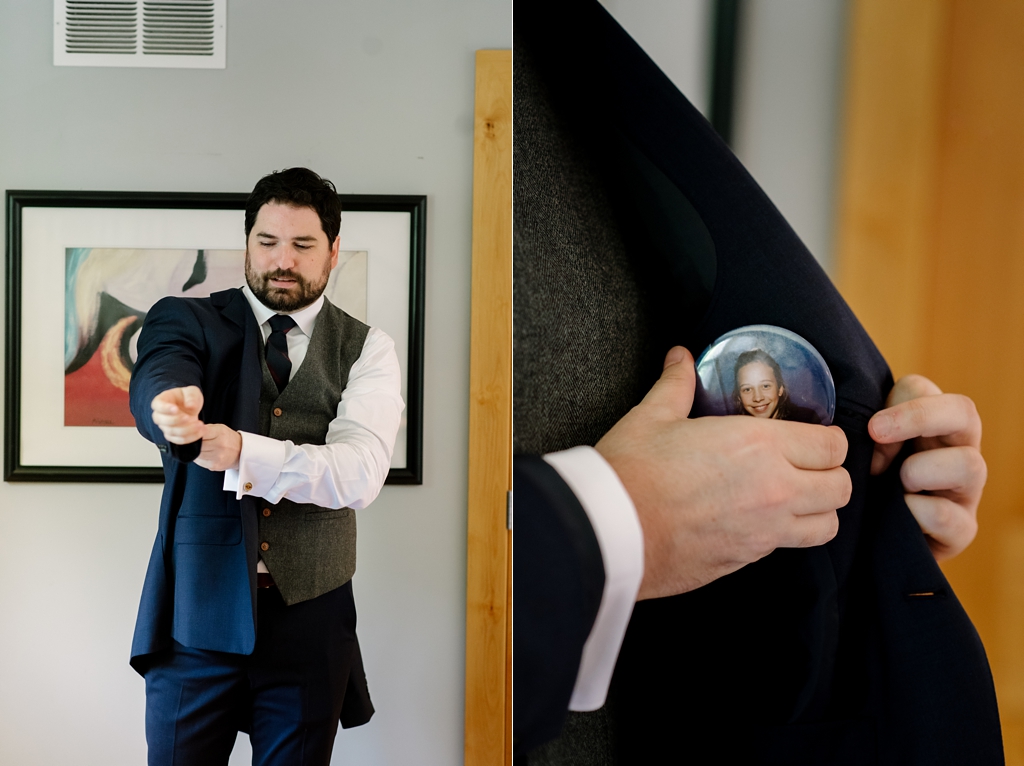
[4,190,425,483]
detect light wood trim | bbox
[465,49,512,766]
[834,0,950,379]
[909,0,1024,718]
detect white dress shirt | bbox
[543,446,645,712]
[222,286,405,573]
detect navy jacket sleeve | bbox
[129,297,208,463]
[513,455,606,755]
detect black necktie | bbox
[265,314,297,394]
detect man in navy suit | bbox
[129,168,404,765]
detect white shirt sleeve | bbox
[542,446,644,712]
[223,327,404,509]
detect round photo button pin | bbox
[691,325,836,425]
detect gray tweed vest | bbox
[256,300,369,606]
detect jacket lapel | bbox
[211,288,262,435]
[212,288,263,605]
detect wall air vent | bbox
[54,0,225,68]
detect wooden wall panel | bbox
[465,49,512,766]
[836,0,1024,758]
[922,5,1024,750]
[834,0,950,381]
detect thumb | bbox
[181,386,204,415]
[640,346,696,418]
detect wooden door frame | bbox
[834,0,950,380]
[465,49,512,766]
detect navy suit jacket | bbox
[514,456,606,753]
[129,288,264,672]
[515,1,1004,762]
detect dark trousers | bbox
[145,580,372,766]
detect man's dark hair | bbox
[245,167,342,244]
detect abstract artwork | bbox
[6,190,424,483]
[62,247,366,427]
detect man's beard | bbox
[244,254,331,312]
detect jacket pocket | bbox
[305,508,351,521]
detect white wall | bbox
[732,0,848,272]
[0,1,510,764]
[598,0,711,116]
[601,0,848,273]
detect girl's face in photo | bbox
[737,361,783,418]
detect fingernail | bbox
[664,346,686,369]
[872,414,891,438]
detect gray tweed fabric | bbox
[513,48,654,459]
[526,707,619,766]
[515,49,654,765]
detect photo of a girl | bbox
[691,324,835,425]
[732,348,821,424]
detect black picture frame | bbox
[4,189,425,484]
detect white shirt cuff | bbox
[543,446,644,711]
[222,431,287,499]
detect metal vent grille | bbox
[65,0,137,55]
[54,0,225,68]
[142,1,214,56]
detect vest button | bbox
[261,542,269,551]
[273,407,283,417]
[243,482,253,492]
[263,508,271,517]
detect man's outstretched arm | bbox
[149,328,404,510]
[129,297,207,463]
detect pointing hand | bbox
[151,386,206,445]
